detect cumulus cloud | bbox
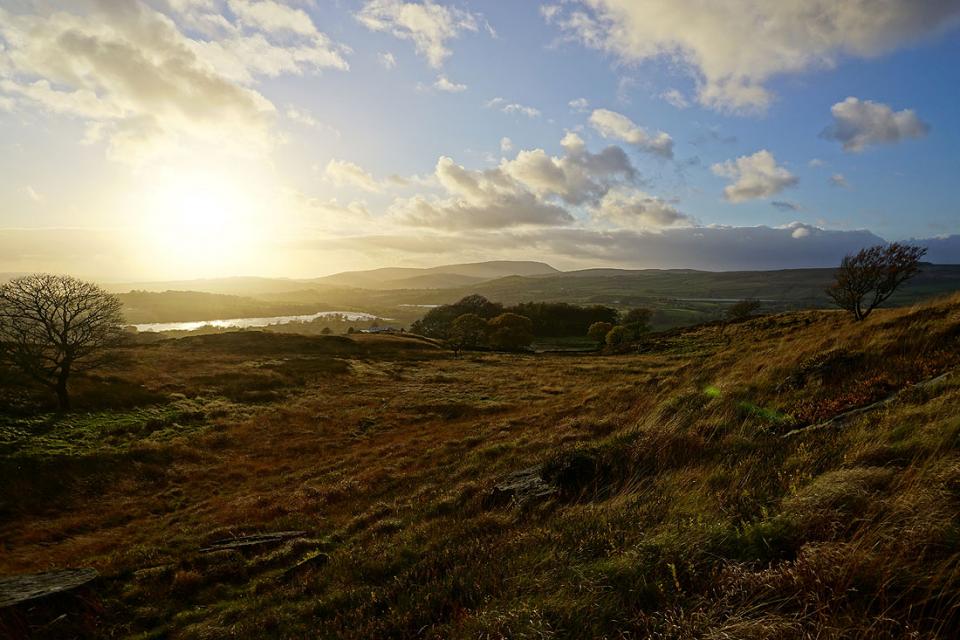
[325,159,383,193]
[592,187,693,229]
[390,134,644,230]
[433,75,467,92]
[499,132,636,206]
[356,0,483,67]
[711,150,797,203]
[500,137,513,153]
[569,97,589,112]
[391,156,574,229]
[544,1,960,112]
[486,97,541,118]
[830,173,850,188]
[821,97,929,152]
[589,108,673,158]
[0,0,348,164]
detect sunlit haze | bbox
[2,0,959,280]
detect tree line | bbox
[410,295,618,341]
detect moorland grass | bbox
[1,297,959,638]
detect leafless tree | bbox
[826,243,927,321]
[0,274,124,410]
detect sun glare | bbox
[137,169,264,277]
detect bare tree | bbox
[826,243,927,321]
[0,274,124,410]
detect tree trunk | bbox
[55,363,71,411]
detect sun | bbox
[136,169,263,277]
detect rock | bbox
[199,531,307,553]
[485,465,556,507]
[0,568,99,609]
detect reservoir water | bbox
[132,310,382,333]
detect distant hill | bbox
[310,260,560,290]
[105,264,960,331]
[102,261,561,295]
[103,276,317,296]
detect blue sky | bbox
[1,0,958,279]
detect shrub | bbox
[487,313,534,351]
[587,321,614,346]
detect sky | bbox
[1,0,959,280]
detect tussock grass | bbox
[2,295,960,637]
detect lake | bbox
[132,310,384,333]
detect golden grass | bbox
[1,295,960,638]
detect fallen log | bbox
[782,369,955,439]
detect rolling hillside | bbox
[3,294,960,637]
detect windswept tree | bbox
[826,243,927,321]
[448,313,488,355]
[0,274,124,410]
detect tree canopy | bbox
[826,243,927,321]
[0,274,124,409]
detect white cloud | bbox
[830,173,850,188]
[821,97,929,152]
[500,133,636,206]
[485,97,541,118]
[378,51,398,69]
[391,134,642,230]
[285,106,339,137]
[711,150,798,202]
[592,187,693,229]
[808,158,825,167]
[792,226,811,239]
[356,0,483,68]
[227,0,319,36]
[0,1,349,164]
[589,108,673,158]
[391,156,574,230]
[545,1,960,112]
[325,159,383,193]
[24,186,43,202]
[569,97,589,112]
[433,75,467,92]
[660,88,689,109]
[500,137,513,153]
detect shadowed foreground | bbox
[2,298,960,638]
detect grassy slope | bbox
[2,298,960,638]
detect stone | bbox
[199,531,307,553]
[485,465,556,507]
[0,568,98,609]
